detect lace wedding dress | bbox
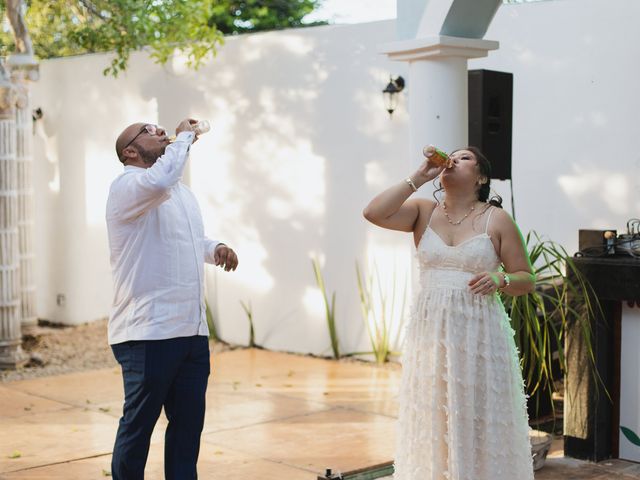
[394,208,534,480]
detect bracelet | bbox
[499,272,511,290]
[405,177,418,192]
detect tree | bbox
[0,0,325,76]
[208,0,322,35]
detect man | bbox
[106,118,238,479]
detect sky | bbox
[305,0,541,24]
[304,0,397,24]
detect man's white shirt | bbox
[106,131,219,345]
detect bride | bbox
[363,146,535,480]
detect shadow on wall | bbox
[132,24,408,354]
[558,162,640,229]
[33,21,410,351]
[33,59,162,323]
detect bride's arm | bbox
[363,182,423,232]
[494,209,535,296]
[363,158,443,232]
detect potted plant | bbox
[500,231,602,469]
[501,232,599,417]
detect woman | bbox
[363,147,535,480]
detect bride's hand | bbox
[468,272,503,295]
[412,157,445,187]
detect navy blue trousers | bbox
[111,335,210,480]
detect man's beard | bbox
[137,144,165,166]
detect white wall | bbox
[30,0,639,356]
[474,0,640,249]
[31,21,412,359]
[186,21,412,354]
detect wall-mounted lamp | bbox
[382,75,405,117]
[32,107,43,122]
[32,107,43,134]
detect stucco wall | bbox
[30,0,639,357]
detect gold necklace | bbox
[442,201,476,226]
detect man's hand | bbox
[214,244,238,272]
[176,118,196,136]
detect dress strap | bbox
[484,206,496,234]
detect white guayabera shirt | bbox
[106,131,219,345]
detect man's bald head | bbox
[115,122,146,162]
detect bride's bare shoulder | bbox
[490,207,516,225]
[412,199,438,234]
[488,207,524,239]
[415,198,438,214]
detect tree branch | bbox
[77,0,108,20]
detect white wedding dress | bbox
[394,208,534,480]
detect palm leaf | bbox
[500,230,605,416]
[621,426,640,447]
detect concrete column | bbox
[380,35,498,198]
[9,54,39,328]
[0,62,26,368]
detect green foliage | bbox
[501,231,602,415]
[355,261,406,364]
[205,300,218,341]
[311,257,340,359]
[207,0,324,35]
[621,426,640,447]
[0,0,325,76]
[239,299,256,348]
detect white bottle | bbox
[169,120,211,143]
[194,120,210,135]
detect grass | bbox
[239,300,256,348]
[355,261,406,364]
[312,257,340,359]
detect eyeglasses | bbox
[121,124,165,153]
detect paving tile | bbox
[535,460,604,479]
[202,407,395,474]
[4,349,640,480]
[211,349,343,381]
[105,388,334,445]
[0,386,70,419]
[211,350,401,416]
[259,369,400,405]
[589,473,640,480]
[213,373,399,407]
[0,456,114,480]
[212,349,399,386]
[0,408,117,474]
[547,436,564,458]
[7,368,122,408]
[534,457,640,480]
[200,389,331,434]
[85,388,333,444]
[1,442,316,480]
[601,459,640,475]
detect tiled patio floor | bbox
[1,348,638,479]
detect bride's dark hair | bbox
[432,146,503,208]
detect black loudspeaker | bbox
[468,69,513,180]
